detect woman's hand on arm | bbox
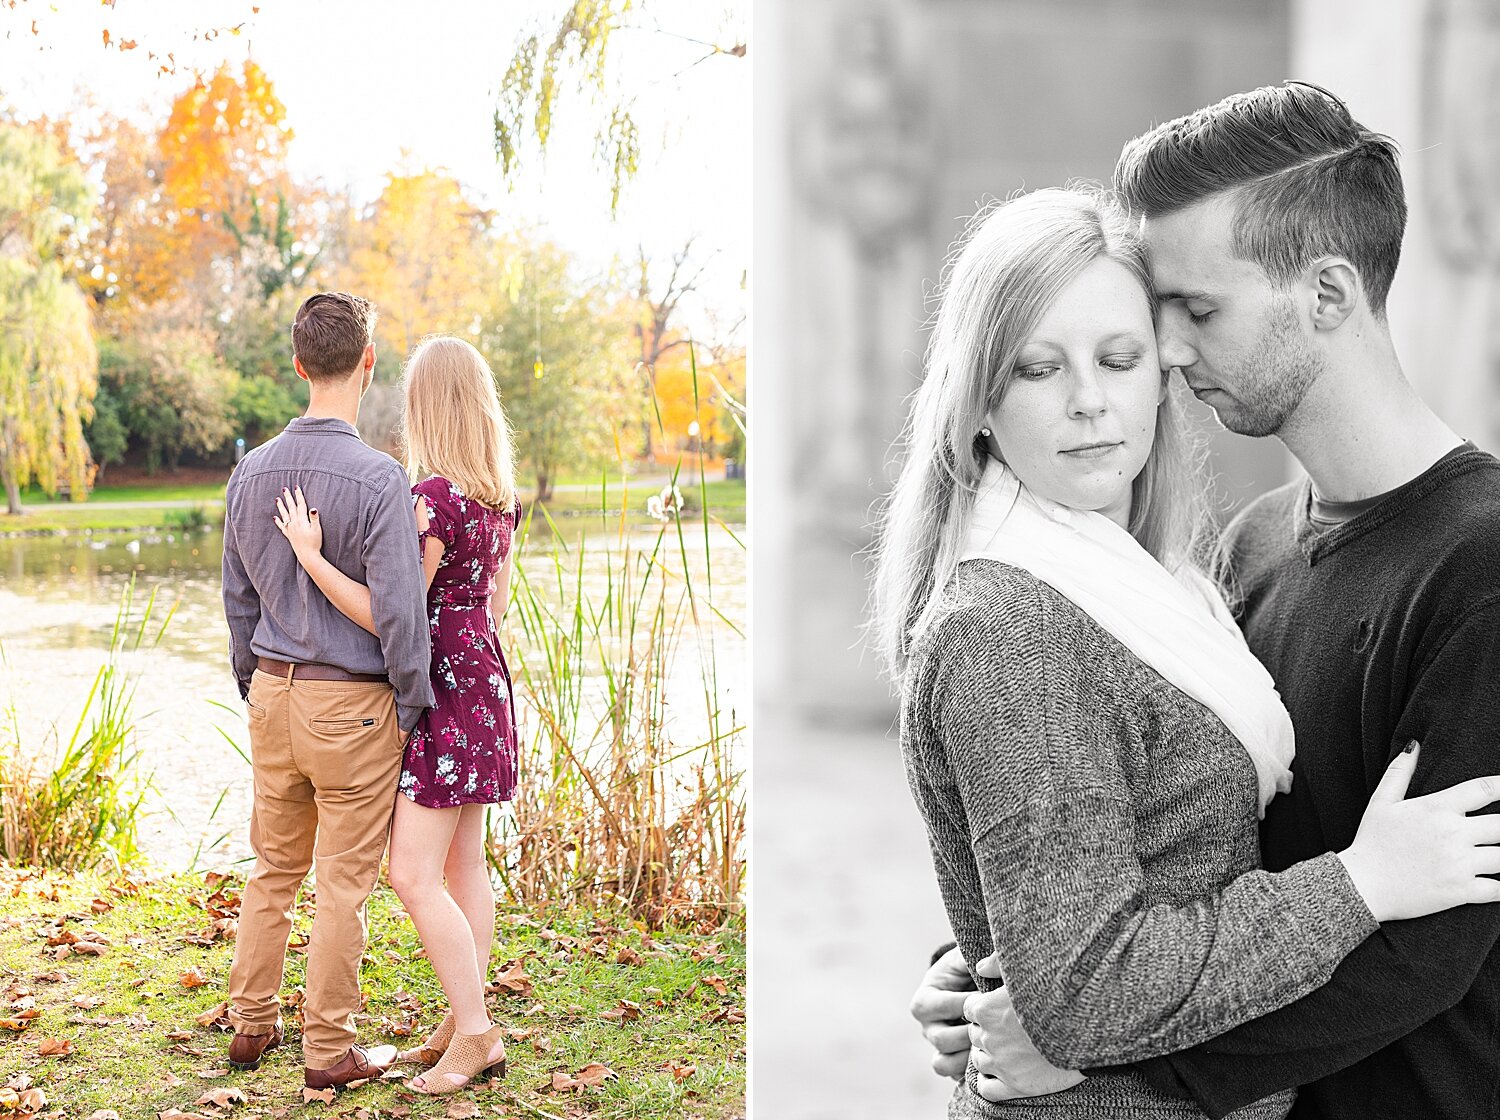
[273,486,378,636]
[1336,741,1500,921]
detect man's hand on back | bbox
[962,967,1084,1103]
[911,944,976,1080]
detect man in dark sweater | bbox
[912,84,1500,1119]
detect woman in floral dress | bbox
[273,335,520,1093]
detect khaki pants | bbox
[227,667,405,1068]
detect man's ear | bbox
[1308,257,1360,331]
[293,355,311,384]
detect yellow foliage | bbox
[340,168,495,360]
[651,337,744,455]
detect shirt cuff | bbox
[396,704,426,734]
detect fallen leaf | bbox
[666,1061,696,1082]
[197,1068,231,1078]
[615,947,643,966]
[90,899,113,914]
[16,1089,45,1113]
[180,968,210,989]
[195,1002,230,1028]
[71,941,107,957]
[600,999,642,1023]
[162,1073,184,1090]
[165,1031,195,1042]
[72,996,103,1010]
[88,1111,120,1120]
[300,1087,336,1105]
[551,1062,616,1092]
[36,1037,72,1057]
[487,961,533,998]
[196,1087,246,1108]
[443,1102,478,1119]
[702,975,730,996]
[0,1089,16,1111]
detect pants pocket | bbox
[311,716,384,734]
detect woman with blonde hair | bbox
[274,334,521,1093]
[870,187,1500,1117]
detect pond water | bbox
[0,518,746,871]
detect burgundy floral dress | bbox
[398,476,520,808]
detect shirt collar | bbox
[284,415,361,438]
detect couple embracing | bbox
[219,293,522,1094]
[875,84,1500,1118]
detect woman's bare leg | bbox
[444,804,496,983]
[387,797,489,1034]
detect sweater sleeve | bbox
[1125,602,1500,1118]
[932,583,1377,1070]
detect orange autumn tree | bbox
[156,59,296,295]
[650,335,744,461]
[72,114,176,324]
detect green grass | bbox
[534,479,745,521]
[0,865,745,1119]
[20,484,230,506]
[0,505,225,536]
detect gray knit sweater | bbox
[901,561,1378,1119]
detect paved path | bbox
[21,475,694,512]
[755,704,956,1119]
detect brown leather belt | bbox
[257,657,389,684]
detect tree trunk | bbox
[535,468,553,504]
[1,421,20,515]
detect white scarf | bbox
[958,460,1294,816]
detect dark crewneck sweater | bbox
[1129,447,1500,1119]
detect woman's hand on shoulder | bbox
[273,486,323,562]
[1340,741,1500,922]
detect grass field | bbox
[0,480,745,536]
[0,864,745,1119]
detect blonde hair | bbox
[401,336,517,511]
[869,186,1217,683]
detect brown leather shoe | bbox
[227,1021,284,1071]
[304,1044,399,1091]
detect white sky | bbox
[0,0,748,339]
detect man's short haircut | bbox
[292,292,377,380]
[1114,82,1406,317]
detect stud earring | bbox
[979,427,992,438]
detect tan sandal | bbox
[396,1011,454,1067]
[408,1023,506,1095]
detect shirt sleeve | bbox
[932,590,1378,1071]
[220,477,260,700]
[415,479,459,554]
[1123,602,1500,1118]
[365,465,436,730]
